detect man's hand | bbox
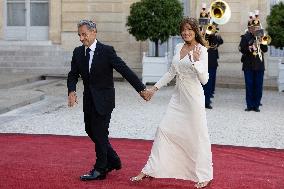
[68,91,78,107]
[139,90,150,101]
[139,86,158,101]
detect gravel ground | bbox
[0,80,283,149]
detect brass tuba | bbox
[209,0,231,25]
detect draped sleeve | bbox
[154,62,176,89]
[154,44,182,89]
[190,45,209,85]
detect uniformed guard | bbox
[239,14,268,112]
[200,3,209,18]
[203,22,223,109]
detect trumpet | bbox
[209,0,231,25]
[261,35,271,45]
[254,28,271,45]
[205,24,217,35]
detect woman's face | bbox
[181,23,196,43]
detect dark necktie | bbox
[86,48,91,72]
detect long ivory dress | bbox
[141,43,213,182]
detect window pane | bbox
[30,3,49,26]
[7,3,26,26]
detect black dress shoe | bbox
[245,108,253,111]
[106,163,122,173]
[80,169,106,181]
[205,104,213,109]
[253,107,260,112]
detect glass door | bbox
[5,0,49,40]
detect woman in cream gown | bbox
[131,17,213,188]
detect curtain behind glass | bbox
[30,1,49,26]
[7,1,26,26]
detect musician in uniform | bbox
[200,3,209,18]
[239,18,268,112]
[203,24,223,109]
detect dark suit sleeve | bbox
[108,46,145,93]
[67,48,80,94]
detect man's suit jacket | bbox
[67,41,145,115]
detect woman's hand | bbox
[139,86,158,101]
[147,86,158,101]
[192,45,201,62]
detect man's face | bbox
[78,25,97,47]
[251,26,260,36]
[248,26,254,33]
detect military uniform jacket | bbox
[207,34,223,68]
[239,32,268,71]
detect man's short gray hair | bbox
[77,20,96,31]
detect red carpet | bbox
[0,134,283,189]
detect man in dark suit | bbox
[203,30,223,109]
[239,19,268,112]
[67,20,149,181]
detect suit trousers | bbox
[84,98,120,173]
[243,70,264,109]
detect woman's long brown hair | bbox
[179,17,206,47]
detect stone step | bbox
[0,40,52,46]
[0,41,63,52]
[0,51,69,57]
[0,61,69,67]
[0,46,63,51]
[0,56,66,62]
[0,42,72,75]
[0,74,42,89]
[0,67,69,75]
[0,89,45,114]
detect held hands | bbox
[139,86,158,101]
[68,91,78,107]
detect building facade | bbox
[0,0,282,77]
